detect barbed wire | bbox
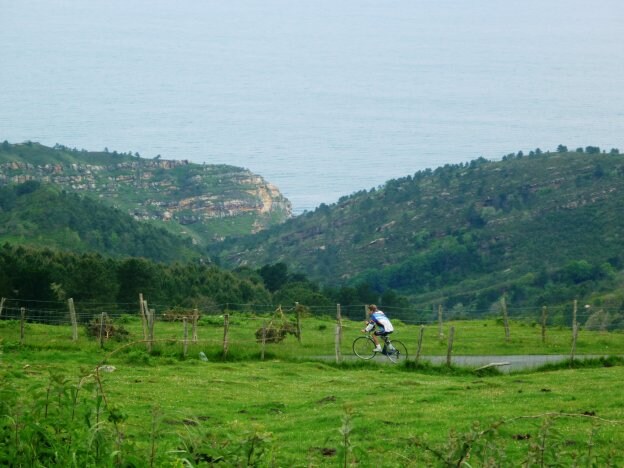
[1,293,621,330]
[2,303,623,334]
[0,309,613,324]
[2,297,619,314]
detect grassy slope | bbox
[211,151,624,305]
[0,184,203,262]
[1,317,623,465]
[0,142,136,165]
[0,142,291,243]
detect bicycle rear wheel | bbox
[353,336,376,360]
[386,340,408,363]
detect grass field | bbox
[1,315,624,466]
[4,312,624,358]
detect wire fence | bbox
[0,296,621,328]
[2,296,624,368]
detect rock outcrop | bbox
[0,143,292,240]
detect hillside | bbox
[0,141,292,243]
[0,182,204,262]
[211,147,624,310]
[0,242,271,309]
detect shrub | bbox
[161,308,200,322]
[124,350,151,365]
[254,306,299,343]
[85,315,130,342]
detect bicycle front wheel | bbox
[386,340,408,363]
[352,336,376,360]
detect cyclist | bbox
[361,304,394,353]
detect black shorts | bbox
[374,329,392,337]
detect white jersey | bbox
[365,311,394,333]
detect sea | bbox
[1,0,623,213]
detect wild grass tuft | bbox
[533,355,624,372]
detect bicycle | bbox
[352,333,408,363]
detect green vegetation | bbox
[3,140,624,464]
[5,142,624,320]
[0,242,414,321]
[0,182,203,262]
[1,316,623,466]
[0,244,270,311]
[0,141,291,243]
[211,147,624,314]
[4,313,624,361]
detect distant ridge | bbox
[210,146,624,310]
[0,181,205,262]
[0,141,292,244]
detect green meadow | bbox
[1,315,623,466]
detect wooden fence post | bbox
[335,324,342,363]
[144,300,151,335]
[295,302,302,344]
[501,296,510,342]
[99,312,106,349]
[541,306,548,344]
[336,303,343,342]
[222,313,230,359]
[183,317,189,357]
[570,322,579,365]
[415,325,425,363]
[446,326,455,366]
[68,298,78,341]
[144,309,153,352]
[149,309,156,350]
[20,307,25,345]
[0,297,5,317]
[261,321,267,361]
[192,309,199,343]
[438,305,444,340]
[336,303,343,363]
[139,294,148,340]
[569,300,579,365]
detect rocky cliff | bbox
[0,142,292,242]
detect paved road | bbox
[336,354,614,372]
[411,354,612,372]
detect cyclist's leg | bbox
[372,330,382,347]
[381,332,395,352]
[371,330,386,351]
[375,331,390,353]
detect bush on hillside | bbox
[85,314,129,341]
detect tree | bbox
[258,262,289,293]
[15,180,41,196]
[66,254,119,303]
[380,289,409,309]
[560,260,594,284]
[354,282,378,305]
[333,286,359,307]
[466,204,486,228]
[116,258,160,305]
[273,283,332,308]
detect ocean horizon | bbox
[2,0,623,213]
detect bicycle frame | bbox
[353,333,408,362]
[380,334,395,353]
